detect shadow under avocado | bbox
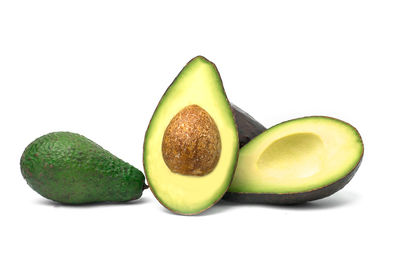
[160,199,236,217]
[36,196,151,208]
[37,190,358,213]
[221,191,360,211]
[161,191,360,216]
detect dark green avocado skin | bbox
[20,132,146,204]
[231,104,267,148]
[224,156,363,205]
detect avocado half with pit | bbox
[143,56,239,215]
[225,116,364,204]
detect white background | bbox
[1,1,399,274]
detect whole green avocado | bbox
[20,132,146,204]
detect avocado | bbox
[224,116,363,204]
[20,132,146,204]
[231,104,267,148]
[143,56,239,215]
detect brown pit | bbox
[162,104,221,176]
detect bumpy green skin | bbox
[20,132,145,204]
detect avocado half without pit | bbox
[143,56,239,215]
[224,116,364,204]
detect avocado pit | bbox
[162,104,221,176]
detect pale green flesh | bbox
[229,117,363,194]
[144,56,238,214]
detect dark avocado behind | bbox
[20,132,146,204]
[231,104,267,148]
